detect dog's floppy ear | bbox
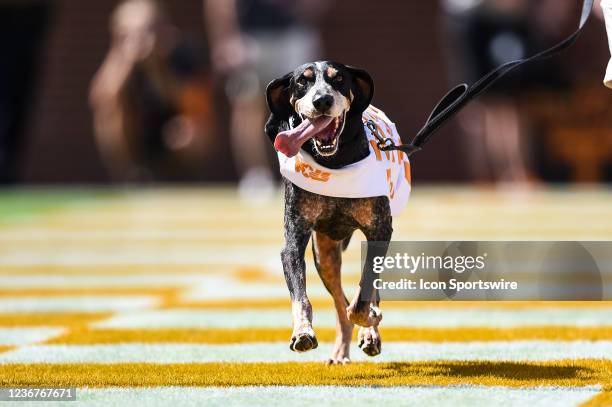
[266,73,293,117]
[347,66,374,114]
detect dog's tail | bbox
[341,233,353,251]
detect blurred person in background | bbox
[520,0,612,183]
[441,0,574,185]
[0,1,51,183]
[204,0,326,200]
[90,0,215,182]
[601,0,612,87]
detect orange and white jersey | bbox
[278,105,412,217]
[603,0,612,88]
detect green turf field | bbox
[0,186,611,406]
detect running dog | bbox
[265,61,411,364]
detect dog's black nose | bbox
[313,94,334,112]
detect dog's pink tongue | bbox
[274,116,334,157]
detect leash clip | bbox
[366,120,396,151]
[377,138,396,151]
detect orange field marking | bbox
[0,313,112,327]
[1,360,611,388]
[0,287,182,298]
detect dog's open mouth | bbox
[312,113,345,157]
[274,111,346,158]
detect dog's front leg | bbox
[355,236,386,357]
[281,210,317,353]
[347,236,389,328]
[346,199,392,329]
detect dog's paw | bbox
[346,304,382,328]
[358,326,381,357]
[289,331,318,353]
[325,337,351,365]
[325,356,351,365]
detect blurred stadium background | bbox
[1,0,612,405]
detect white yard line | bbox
[0,297,158,313]
[33,386,601,407]
[0,250,280,266]
[0,327,64,345]
[96,308,612,329]
[1,341,611,364]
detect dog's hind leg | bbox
[312,231,353,365]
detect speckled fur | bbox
[266,61,394,361]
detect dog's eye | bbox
[334,75,344,83]
[297,76,307,86]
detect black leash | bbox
[371,0,594,157]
